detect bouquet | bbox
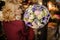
[24,4,50,29]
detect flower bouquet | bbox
[24,4,50,29]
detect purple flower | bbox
[47,14,50,17]
[42,17,45,20]
[32,8,36,12]
[26,22,33,27]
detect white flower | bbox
[28,19,33,23]
[29,15,34,19]
[43,9,48,16]
[37,12,43,19]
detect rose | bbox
[34,10,40,16]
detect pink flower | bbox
[34,10,40,16]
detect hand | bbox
[31,22,39,29]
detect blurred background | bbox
[0,0,60,40]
